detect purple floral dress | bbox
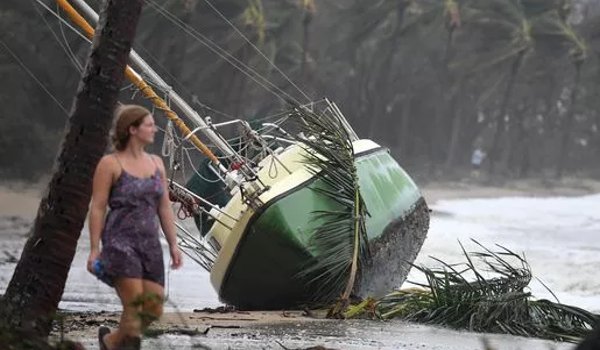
[99,157,165,287]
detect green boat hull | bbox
[218,147,430,309]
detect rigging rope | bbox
[161,120,177,169]
[145,0,302,105]
[56,3,84,73]
[32,0,83,74]
[133,43,237,121]
[0,40,69,116]
[201,0,313,103]
[34,0,91,45]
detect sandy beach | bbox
[0,181,45,220]
[50,310,574,350]
[4,176,600,218]
[2,177,599,349]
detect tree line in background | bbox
[1,0,600,182]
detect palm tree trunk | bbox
[556,61,583,178]
[0,0,144,338]
[518,129,532,177]
[432,27,457,164]
[506,103,527,177]
[488,51,525,174]
[595,111,600,156]
[444,87,463,168]
[399,94,411,158]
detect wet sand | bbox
[2,178,598,349]
[50,310,573,350]
[0,181,44,220]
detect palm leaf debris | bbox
[290,106,370,306]
[355,240,598,343]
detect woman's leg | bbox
[140,279,165,330]
[103,277,144,349]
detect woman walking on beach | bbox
[87,104,182,349]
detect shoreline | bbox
[3,177,600,221]
[420,177,600,204]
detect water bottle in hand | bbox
[92,258,113,286]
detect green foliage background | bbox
[2,0,600,180]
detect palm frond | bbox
[372,240,599,343]
[290,106,370,304]
[242,0,266,45]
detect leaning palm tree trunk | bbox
[0,0,144,338]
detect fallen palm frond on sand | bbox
[343,240,599,343]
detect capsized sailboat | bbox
[185,104,430,308]
[53,0,430,309]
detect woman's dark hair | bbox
[112,105,151,151]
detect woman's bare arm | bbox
[87,155,115,271]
